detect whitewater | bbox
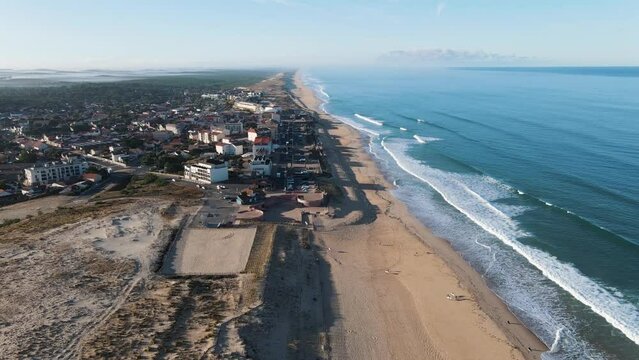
[381,138,639,347]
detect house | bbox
[248,128,272,142]
[223,122,244,135]
[236,188,266,205]
[82,173,103,183]
[184,161,229,184]
[164,123,185,135]
[215,139,244,156]
[252,137,272,156]
[247,128,258,142]
[197,129,225,144]
[18,139,49,151]
[250,156,272,176]
[111,153,132,164]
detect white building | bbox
[233,101,263,113]
[24,159,89,186]
[184,162,229,184]
[197,129,225,144]
[164,123,182,135]
[247,128,258,142]
[215,139,244,156]
[250,156,272,176]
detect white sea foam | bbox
[549,327,565,353]
[417,118,425,123]
[318,85,330,99]
[413,135,442,144]
[334,115,381,137]
[400,127,407,131]
[381,138,639,346]
[354,113,384,126]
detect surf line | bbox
[354,113,384,126]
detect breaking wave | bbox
[354,113,384,126]
[380,138,639,347]
[413,135,442,144]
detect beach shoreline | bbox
[291,70,548,359]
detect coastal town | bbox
[0,71,546,359]
[0,73,325,207]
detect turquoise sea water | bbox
[304,67,639,359]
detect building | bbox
[164,123,185,135]
[248,128,273,142]
[223,122,244,135]
[236,188,266,205]
[252,137,272,156]
[112,153,132,164]
[82,173,103,183]
[215,139,244,156]
[184,161,229,184]
[247,128,258,142]
[250,156,272,176]
[197,129,225,144]
[23,158,89,186]
[233,101,263,113]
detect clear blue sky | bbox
[1,0,638,69]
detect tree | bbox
[141,153,158,166]
[164,157,185,173]
[16,150,37,163]
[86,166,100,174]
[123,137,144,149]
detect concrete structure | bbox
[23,158,89,186]
[184,161,229,184]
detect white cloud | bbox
[379,48,531,65]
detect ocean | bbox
[303,67,639,360]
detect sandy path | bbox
[293,71,547,360]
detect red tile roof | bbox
[253,136,271,145]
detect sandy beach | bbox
[292,71,548,359]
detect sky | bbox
[1,0,638,69]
